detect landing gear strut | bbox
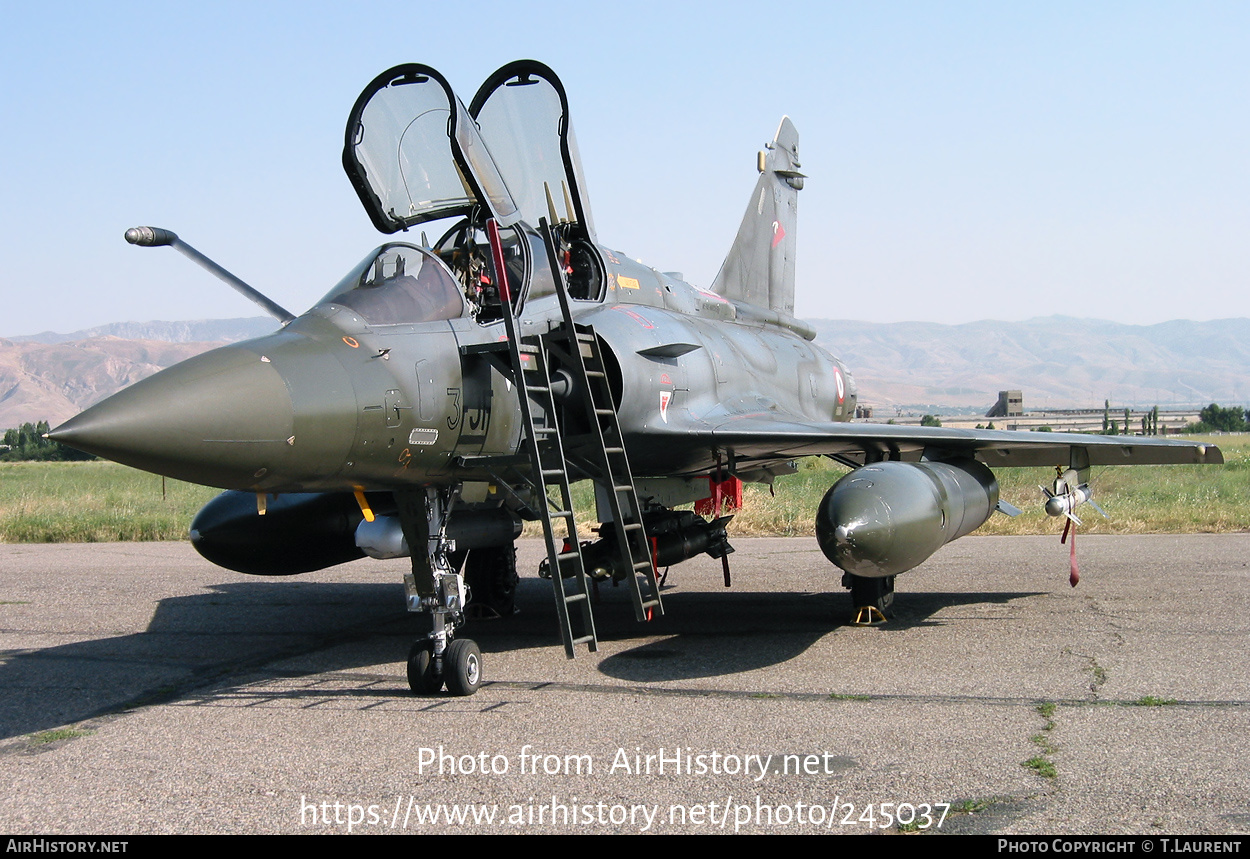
[843,573,894,626]
[398,487,483,696]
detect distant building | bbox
[986,390,1023,418]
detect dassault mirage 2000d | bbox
[51,61,1222,696]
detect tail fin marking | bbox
[710,117,804,315]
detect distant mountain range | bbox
[2,316,1246,428]
[0,319,279,427]
[810,317,1250,413]
[9,318,280,346]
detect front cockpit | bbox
[317,213,603,330]
[318,244,466,326]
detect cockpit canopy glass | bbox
[319,244,465,325]
[344,64,521,233]
[349,72,476,227]
[471,61,597,241]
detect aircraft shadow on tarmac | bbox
[563,579,1044,682]
[0,577,1042,739]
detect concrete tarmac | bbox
[1,535,1247,835]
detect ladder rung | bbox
[460,341,511,354]
[557,551,580,560]
[634,561,655,571]
[571,635,596,645]
[594,408,614,416]
[623,523,643,531]
[639,599,661,609]
[604,446,624,454]
[613,484,633,492]
[564,593,588,604]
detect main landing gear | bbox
[843,572,894,626]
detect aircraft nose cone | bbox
[50,345,296,488]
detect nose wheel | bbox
[407,636,483,696]
[444,638,482,696]
[406,641,442,694]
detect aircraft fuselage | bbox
[60,229,853,496]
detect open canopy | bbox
[343,61,594,240]
[470,60,596,242]
[343,64,520,234]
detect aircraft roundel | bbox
[834,367,845,403]
[771,220,785,248]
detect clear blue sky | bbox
[2,1,1246,335]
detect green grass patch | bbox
[975,434,1250,537]
[829,693,871,701]
[900,797,1008,830]
[0,461,218,543]
[949,797,1005,815]
[1131,696,1178,707]
[28,727,94,745]
[1022,756,1057,779]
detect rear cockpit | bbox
[339,61,604,324]
[433,216,533,322]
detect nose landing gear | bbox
[398,487,484,696]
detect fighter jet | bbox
[50,61,1222,696]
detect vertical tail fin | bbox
[710,117,804,315]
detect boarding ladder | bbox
[536,221,663,626]
[459,218,662,657]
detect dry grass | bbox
[2,436,1245,543]
[730,434,1249,538]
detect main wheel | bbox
[407,641,443,694]
[444,638,482,696]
